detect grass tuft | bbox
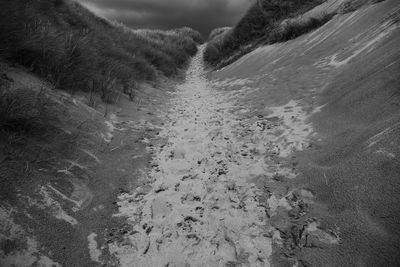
[267,12,335,43]
[0,77,58,134]
[337,0,385,14]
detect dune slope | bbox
[212,0,400,265]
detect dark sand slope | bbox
[212,0,400,266]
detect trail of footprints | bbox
[109,46,338,266]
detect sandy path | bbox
[108,44,331,266]
[108,45,278,266]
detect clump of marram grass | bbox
[267,12,335,43]
[0,0,202,102]
[337,0,385,14]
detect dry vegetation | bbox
[204,0,332,68]
[0,0,203,162]
[0,0,203,101]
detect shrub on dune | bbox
[267,12,335,43]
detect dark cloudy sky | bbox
[78,0,253,36]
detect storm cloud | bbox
[78,0,253,36]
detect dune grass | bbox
[208,27,232,41]
[267,12,335,43]
[0,80,58,135]
[0,0,202,101]
[337,0,385,14]
[204,0,331,68]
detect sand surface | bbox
[108,45,334,266]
